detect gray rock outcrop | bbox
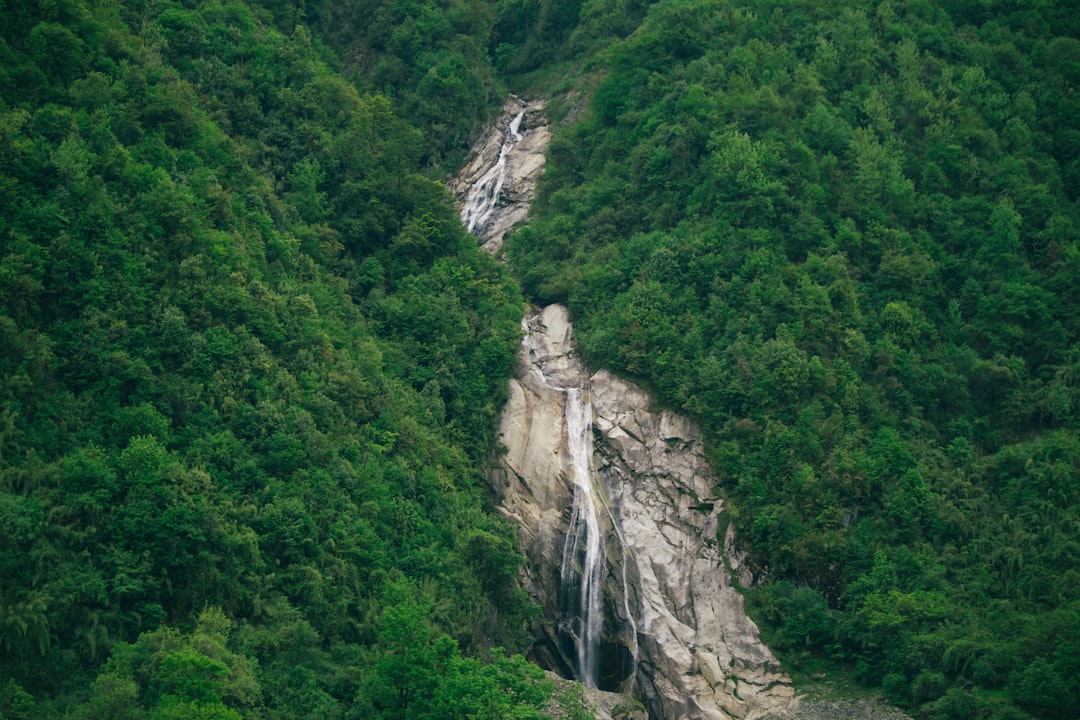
[450,95,550,254]
[545,671,649,720]
[489,305,796,720]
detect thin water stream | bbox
[559,387,605,687]
[460,98,796,718]
[460,101,639,692]
[460,109,525,236]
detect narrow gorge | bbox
[455,98,795,720]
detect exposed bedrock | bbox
[488,305,795,720]
[450,94,550,254]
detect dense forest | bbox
[2,0,1079,718]
[504,0,1080,718]
[0,0,558,718]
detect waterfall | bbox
[462,99,794,716]
[559,386,605,688]
[460,109,526,236]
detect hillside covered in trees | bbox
[0,0,554,718]
[505,0,1080,718]
[1,0,1079,719]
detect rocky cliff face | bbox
[449,95,549,254]
[489,305,795,720]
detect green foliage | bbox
[305,0,504,165]
[66,608,257,720]
[7,0,1080,717]
[354,579,549,720]
[504,0,1080,716]
[0,0,541,717]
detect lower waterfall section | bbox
[559,387,605,689]
[490,305,796,719]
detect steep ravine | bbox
[454,98,795,719]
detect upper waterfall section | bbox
[450,95,550,254]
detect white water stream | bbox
[456,99,794,709]
[460,109,525,236]
[460,103,642,693]
[559,387,605,688]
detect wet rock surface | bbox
[450,95,549,254]
[489,305,796,719]
[544,671,650,720]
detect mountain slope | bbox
[504,0,1080,717]
[0,2,553,718]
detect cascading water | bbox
[460,109,525,236]
[559,386,605,688]
[457,101,644,697]
[462,100,795,717]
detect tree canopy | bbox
[0,0,554,717]
[3,0,1080,718]
[503,0,1080,717]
